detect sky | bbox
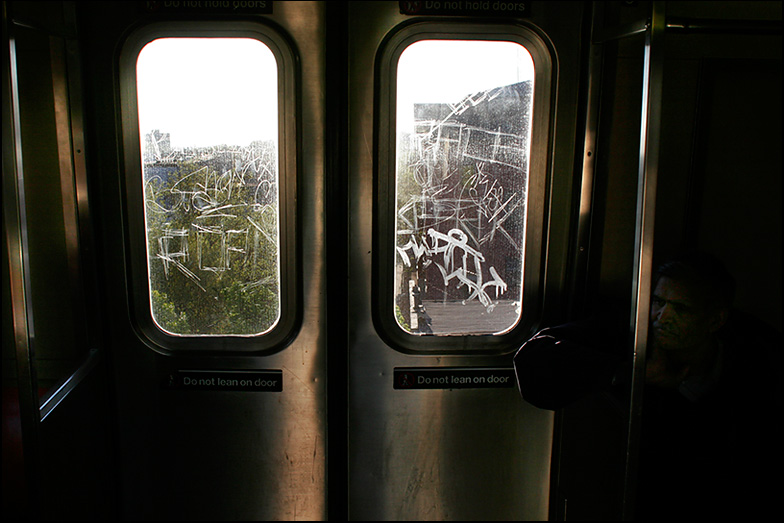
[397,40,535,133]
[136,38,278,148]
[135,37,534,148]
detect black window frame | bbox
[118,20,301,354]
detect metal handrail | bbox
[596,13,780,44]
[666,17,781,35]
[39,349,101,421]
[623,1,666,519]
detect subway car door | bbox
[78,2,329,520]
[344,2,587,520]
[5,1,592,520]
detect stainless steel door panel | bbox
[346,2,586,519]
[83,2,328,519]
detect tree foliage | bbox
[143,142,280,335]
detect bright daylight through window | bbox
[394,40,534,335]
[136,38,281,336]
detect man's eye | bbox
[673,303,693,315]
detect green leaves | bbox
[143,143,281,336]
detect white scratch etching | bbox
[397,228,508,309]
[142,135,280,334]
[395,81,532,331]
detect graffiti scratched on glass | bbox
[394,41,533,335]
[137,38,280,336]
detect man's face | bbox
[649,276,718,353]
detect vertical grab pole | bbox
[623,2,665,520]
[3,24,40,517]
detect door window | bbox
[121,22,299,351]
[394,39,535,335]
[136,38,281,336]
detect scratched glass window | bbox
[136,38,280,336]
[395,40,534,335]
